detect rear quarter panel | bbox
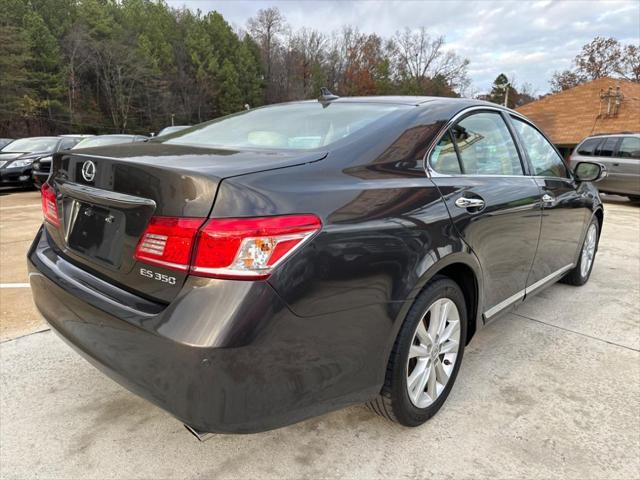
[211,104,482,382]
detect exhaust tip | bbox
[184,424,214,442]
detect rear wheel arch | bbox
[435,263,479,344]
[400,256,481,347]
[593,207,604,239]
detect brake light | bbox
[134,217,205,271]
[191,215,322,279]
[41,183,60,226]
[134,214,322,280]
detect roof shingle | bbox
[516,77,640,145]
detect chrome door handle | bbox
[542,193,554,204]
[455,197,485,209]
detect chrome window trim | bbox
[423,105,529,178]
[422,105,574,182]
[508,114,574,181]
[483,263,574,319]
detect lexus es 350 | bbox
[28,96,606,437]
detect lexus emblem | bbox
[81,160,96,182]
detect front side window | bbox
[450,112,523,175]
[616,137,640,159]
[576,138,601,156]
[162,103,409,151]
[512,117,568,178]
[594,137,618,157]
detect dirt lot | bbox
[0,189,638,479]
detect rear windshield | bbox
[1,137,58,153]
[162,103,409,150]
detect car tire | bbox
[561,218,599,286]
[367,276,467,427]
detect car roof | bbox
[90,134,137,138]
[585,132,639,138]
[17,136,60,141]
[292,96,500,108]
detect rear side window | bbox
[576,138,601,156]
[617,137,640,159]
[430,131,462,174]
[450,112,523,175]
[594,137,618,157]
[512,117,568,178]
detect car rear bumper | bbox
[27,226,379,433]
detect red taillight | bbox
[134,217,206,271]
[41,183,60,226]
[191,215,322,279]
[134,214,322,280]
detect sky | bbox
[166,0,639,95]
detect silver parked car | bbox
[569,133,640,200]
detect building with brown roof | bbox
[516,77,640,158]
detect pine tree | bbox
[218,59,243,116]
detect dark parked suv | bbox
[28,96,605,437]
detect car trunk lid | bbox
[45,142,326,303]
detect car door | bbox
[593,136,622,194]
[510,115,591,291]
[612,136,640,196]
[428,109,542,320]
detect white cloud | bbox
[167,0,640,94]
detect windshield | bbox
[73,136,133,149]
[1,137,59,153]
[163,103,409,150]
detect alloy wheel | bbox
[580,223,597,277]
[406,298,461,409]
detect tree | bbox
[618,44,640,82]
[1,2,475,137]
[549,36,638,92]
[0,26,32,114]
[217,59,242,115]
[514,82,537,107]
[392,28,469,95]
[549,70,586,92]
[289,28,326,98]
[91,38,150,131]
[487,73,517,108]
[61,24,91,127]
[247,7,286,102]
[235,35,264,108]
[574,36,622,80]
[22,10,65,117]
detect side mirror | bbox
[574,161,607,183]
